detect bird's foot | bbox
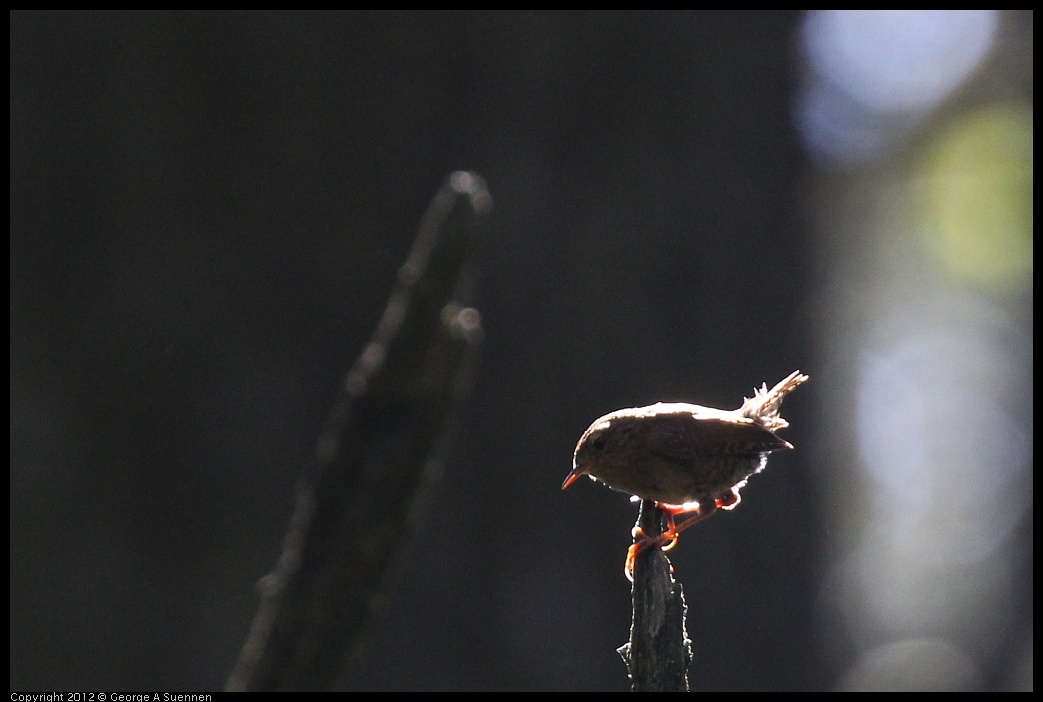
[624,526,679,580]
[624,500,725,580]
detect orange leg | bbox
[624,499,723,580]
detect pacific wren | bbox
[562,371,808,572]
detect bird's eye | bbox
[590,432,608,451]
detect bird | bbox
[562,371,808,577]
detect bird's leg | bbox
[663,500,719,541]
[625,499,725,579]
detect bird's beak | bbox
[561,465,587,490]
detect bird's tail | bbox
[739,370,809,431]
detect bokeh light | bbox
[800,9,1032,692]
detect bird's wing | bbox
[644,414,792,462]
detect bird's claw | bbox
[624,526,680,580]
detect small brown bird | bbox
[562,371,808,575]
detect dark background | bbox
[11,11,816,690]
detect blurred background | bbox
[10,11,1031,691]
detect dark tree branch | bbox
[226,172,492,691]
[618,499,692,692]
